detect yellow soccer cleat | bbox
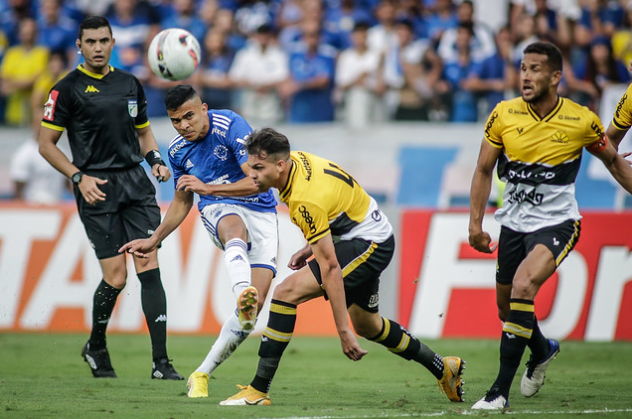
[219,384,271,406]
[437,356,465,402]
[237,286,258,331]
[187,371,209,398]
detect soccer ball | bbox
[147,28,201,81]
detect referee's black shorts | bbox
[74,165,161,260]
[308,235,395,313]
[496,219,581,285]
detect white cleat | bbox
[471,394,509,411]
[521,339,560,397]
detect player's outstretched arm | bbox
[119,190,194,257]
[311,234,367,362]
[469,139,501,253]
[605,122,627,151]
[590,137,632,195]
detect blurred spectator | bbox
[0,17,48,126]
[71,0,115,16]
[322,0,374,50]
[234,0,276,36]
[280,19,337,123]
[437,0,496,64]
[425,0,457,44]
[566,35,631,109]
[510,0,580,51]
[213,8,247,51]
[229,24,288,126]
[31,50,69,120]
[199,0,221,26]
[335,22,383,127]
[160,0,206,42]
[381,19,442,121]
[196,29,236,109]
[0,0,37,46]
[437,22,478,122]
[10,119,68,205]
[462,26,516,118]
[282,1,340,52]
[37,0,76,65]
[611,1,632,69]
[394,0,428,40]
[576,0,624,42]
[367,0,398,57]
[105,0,160,78]
[511,12,540,67]
[276,0,305,49]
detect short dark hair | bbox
[246,128,291,160]
[523,41,563,73]
[165,84,198,111]
[353,22,370,32]
[79,16,112,40]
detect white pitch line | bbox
[243,408,632,419]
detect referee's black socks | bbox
[138,268,168,361]
[89,279,122,350]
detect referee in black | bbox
[39,15,182,380]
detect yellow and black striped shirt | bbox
[484,96,605,232]
[279,151,392,243]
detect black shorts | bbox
[496,219,581,285]
[74,165,161,260]
[308,235,395,313]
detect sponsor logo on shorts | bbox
[368,293,379,308]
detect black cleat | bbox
[152,358,184,380]
[81,342,117,378]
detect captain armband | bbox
[586,135,608,154]
[145,150,166,167]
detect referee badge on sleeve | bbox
[128,100,138,117]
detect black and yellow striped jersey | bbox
[484,96,605,232]
[611,83,632,131]
[279,151,393,244]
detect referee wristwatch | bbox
[71,171,84,185]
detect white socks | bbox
[223,238,251,298]
[196,311,251,374]
[194,238,253,375]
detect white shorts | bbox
[200,203,278,274]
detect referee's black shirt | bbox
[42,65,149,171]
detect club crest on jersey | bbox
[128,100,138,117]
[214,145,228,161]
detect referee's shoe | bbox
[152,358,184,380]
[81,342,117,378]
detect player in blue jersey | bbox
[119,84,279,398]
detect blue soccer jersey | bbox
[167,109,277,212]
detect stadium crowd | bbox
[1,0,632,128]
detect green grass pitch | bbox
[1,333,631,419]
